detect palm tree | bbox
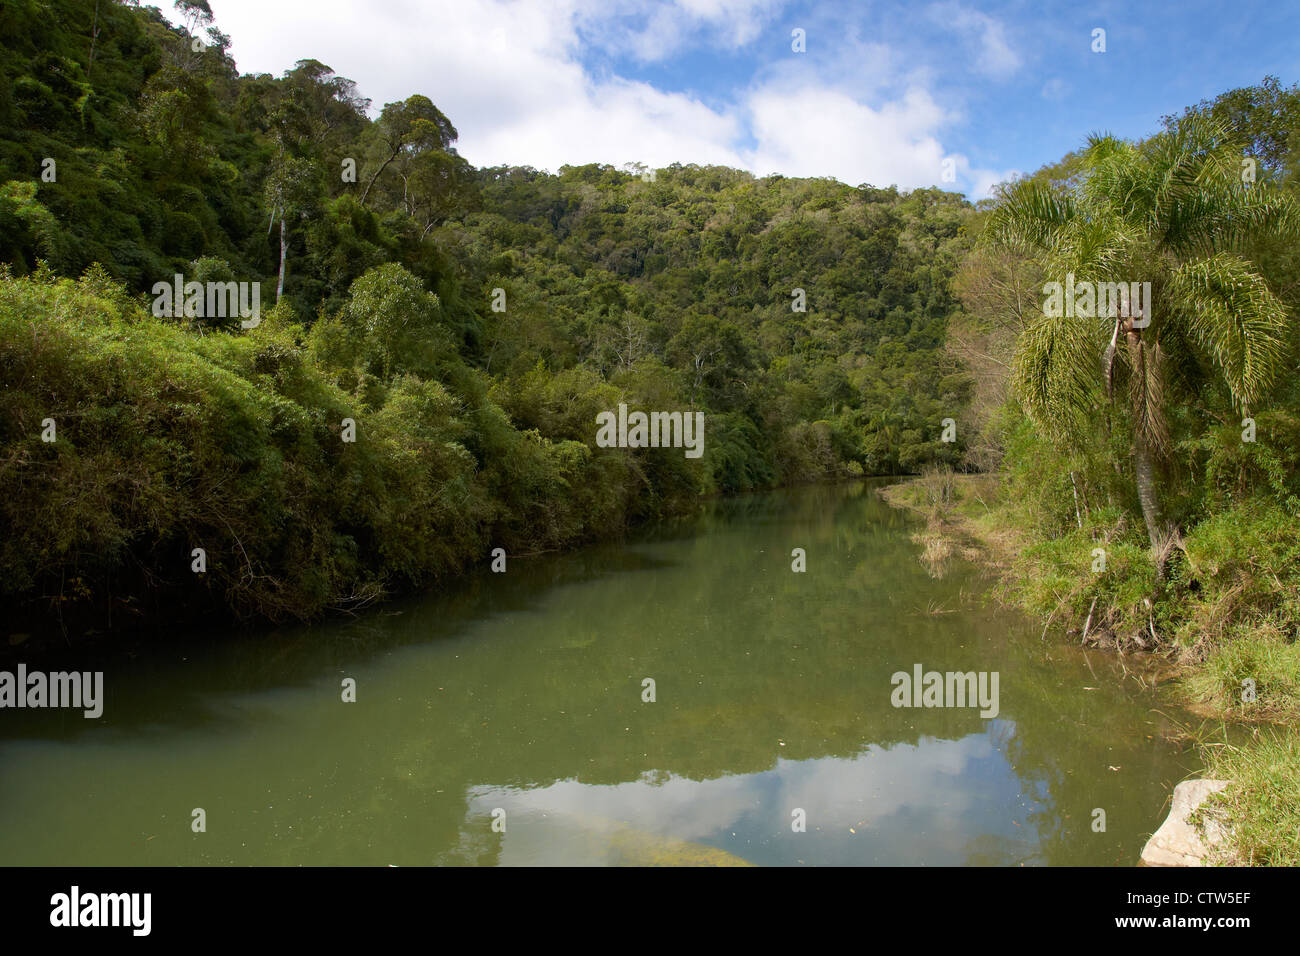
[986,118,1299,572]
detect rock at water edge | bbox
[1141,778,1232,867]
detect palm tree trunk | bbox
[1132,428,1163,550]
[1126,327,1171,576]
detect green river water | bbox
[0,481,1196,865]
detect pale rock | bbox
[1141,778,1232,867]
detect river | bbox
[0,481,1195,865]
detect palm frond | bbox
[1126,337,1171,457]
[1010,308,1108,443]
[1082,133,1129,168]
[1166,254,1290,408]
[1162,183,1300,259]
[1155,320,1212,401]
[984,179,1077,257]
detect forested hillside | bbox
[0,0,974,637]
[4,0,1300,866]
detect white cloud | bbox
[478,76,747,172]
[581,0,787,63]
[461,731,1026,865]
[970,165,1022,199]
[170,0,1009,197]
[741,85,951,186]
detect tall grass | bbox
[1197,728,1300,866]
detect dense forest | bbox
[2,0,1299,865]
[0,0,972,636]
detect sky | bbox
[163,0,1300,200]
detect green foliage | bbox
[1165,503,1300,654]
[1186,627,1300,723]
[336,262,453,380]
[1162,75,1300,177]
[0,271,692,630]
[0,3,979,636]
[971,78,1300,663]
[1198,728,1300,866]
[449,165,974,480]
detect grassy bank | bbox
[880,468,1300,866]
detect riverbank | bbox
[879,471,1300,866]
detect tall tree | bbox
[359,95,457,206]
[264,155,319,302]
[987,117,1300,568]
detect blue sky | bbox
[169,0,1300,199]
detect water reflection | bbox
[460,728,1043,866]
[0,481,1195,866]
